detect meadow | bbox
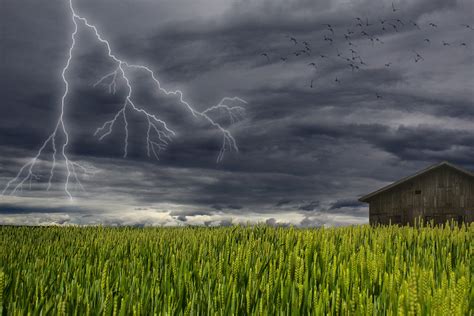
[0,222,472,315]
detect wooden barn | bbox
[359,161,474,226]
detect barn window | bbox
[415,190,421,195]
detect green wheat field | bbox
[0,223,472,315]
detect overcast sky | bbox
[0,0,473,226]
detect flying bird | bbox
[424,38,431,43]
[429,23,438,28]
[392,2,397,12]
[376,93,382,99]
[308,62,317,69]
[290,37,298,45]
[460,42,467,47]
[324,35,333,44]
[261,53,270,61]
[280,57,288,62]
[413,50,424,62]
[365,17,372,27]
[395,19,404,25]
[294,50,308,57]
[410,20,421,29]
[442,41,450,46]
[301,49,310,56]
[323,24,334,34]
[385,62,392,67]
[349,63,359,72]
[335,77,341,84]
[461,24,474,30]
[388,23,399,32]
[310,79,314,88]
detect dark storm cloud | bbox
[329,199,364,210]
[275,199,292,207]
[169,209,213,217]
[1,0,473,226]
[0,203,83,214]
[300,215,325,228]
[298,201,320,212]
[201,218,234,227]
[292,123,474,166]
[265,218,291,227]
[175,215,187,222]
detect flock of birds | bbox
[259,2,473,99]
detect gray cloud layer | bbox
[1,0,473,226]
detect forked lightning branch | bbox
[2,0,246,200]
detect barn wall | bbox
[368,166,474,225]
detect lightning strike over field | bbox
[1,0,246,200]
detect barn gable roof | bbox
[358,161,474,203]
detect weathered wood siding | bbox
[368,165,474,225]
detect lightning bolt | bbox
[2,0,246,200]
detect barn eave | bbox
[358,161,474,203]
